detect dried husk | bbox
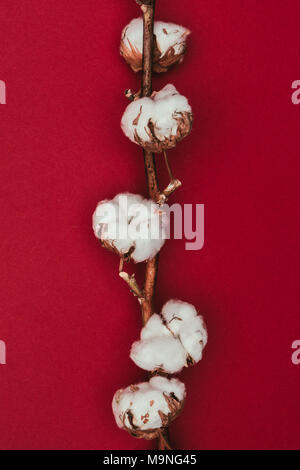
[133,109,193,153]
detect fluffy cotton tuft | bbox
[120,18,190,73]
[162,300,208,362]
[130,300,207,373]
[112,376,185,439]
[131,336,187,374]
[140,313,170,340]
[121,84,192,153]
[93,193,168,263]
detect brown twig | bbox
[158,179,182,206]
[163,151,173,181]
[157,428,172,450]
[119,271,144,300]
[158,151,182,204]
[124,89,141,101]
[139,0,160,329]
[139,1,156,98]
[119,257,124,273]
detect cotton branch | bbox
[94,0,202,451]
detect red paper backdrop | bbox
[0,0,299,450]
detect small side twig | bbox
[119,257,124,273]
[156,151,182,205]
[125,89,141,101]
[158,179,182,205]
[119,271,144,300]
[163,151,174,181]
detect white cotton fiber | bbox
[112,376,185,433]
[162,300,208,362]
[130,300,208,373]
[150,375,185,400]
[121,84,192,151]
[93,193,168,263]
[153,21,190,56]
[140,314,170,341]
[130,336,187,374]
[161,299,198,334]
[130,313,188,374]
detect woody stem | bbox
[163,151,174,181]
[137,0,173,451]
[158,428,172,450]
[139,0,160,327]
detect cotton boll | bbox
[130,301,207,373]
[112,377,186,439]
[121,84,193,153]
[131,299,207,373]
[120,18,190,73]
[93,193,168,263]
[130,336,187,374]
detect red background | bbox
[0,0,299,450]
